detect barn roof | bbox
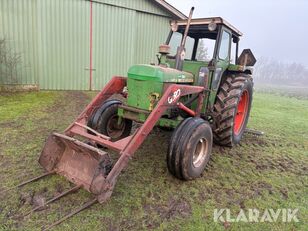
[153,0,187,19]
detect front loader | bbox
[6,8,257,229]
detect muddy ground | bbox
[0,91,307,230]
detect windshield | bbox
[168,32,194,60]
[168,32,216,61]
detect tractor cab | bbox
[127,16,255,113]
[165,17,243,88]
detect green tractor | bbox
[35,8,256,218]
[93,9,256,180]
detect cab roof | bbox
[176,17,243,37]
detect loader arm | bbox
[38,76,205,204]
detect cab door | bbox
[208,27,232,108]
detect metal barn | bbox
[0,0,185,90]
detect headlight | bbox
[170,20,178,32]
[208,21,217,31]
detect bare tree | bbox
[196,39,210,61]
[0,38,21,84]
[254,57,308,85]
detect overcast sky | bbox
[166,0,308,67]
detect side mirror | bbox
[237,49,256,66]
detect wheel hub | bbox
[106,115,125,139]
[192,138,208,168]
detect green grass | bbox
[0,92,57,122]
[0,91,307,231]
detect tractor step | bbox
[245,128,264,136]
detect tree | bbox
[0,38,21,84]
[254,57,308,85]
[196,39,209,61]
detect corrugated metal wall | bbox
[0,0,172,90]
[37,0,90,90]
[0,0,38,85]
[135,12,170,64]
[92,3,136,90]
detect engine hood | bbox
[128,64,194,83]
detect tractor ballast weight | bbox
[17,7,256,228]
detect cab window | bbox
[218,31,231,60]
[196,38,216,61]
[168,32,195,60]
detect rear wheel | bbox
[167,117,213,180]
[88,100,132,141]
[213,75,253,146]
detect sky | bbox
[166,0,308,67]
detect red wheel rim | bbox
[234,90,249,135]
[106,115,125,139]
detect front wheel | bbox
[167,117,213,180]
[88,100,132,141]
[213,75,253,146]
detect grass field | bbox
[0,90,307,230]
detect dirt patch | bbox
[45,91,90,118]
[251,181,274,198]
[19,187,49,209]
[251,154,307,175]
[143,197,191,222]
[142,197,192,229]
[279,188,289,199]
[243,133,307,150]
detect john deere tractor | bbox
[37,8,256,212]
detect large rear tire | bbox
[167,117,213,180]
[213,74,253,146]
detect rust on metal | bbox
[74,122,110,140]
[38,133,109,193]
[65,76,127,134]
[177,102,196,116]
[118,104,150,114]
[195,92,206,116]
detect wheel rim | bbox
[234,89,249,135]
[106,115,125,139]
[192,138,208,168]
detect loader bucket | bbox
[38,133,111,195]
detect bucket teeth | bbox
[23,185,82,216]
[42,198,98,231]
[0,171,55,195]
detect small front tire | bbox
[88,100,132,141]
[167,117,213,180]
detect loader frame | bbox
[58,76,206,203]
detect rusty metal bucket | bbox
[38,133,111,195]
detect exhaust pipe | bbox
[175,7,195,71]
